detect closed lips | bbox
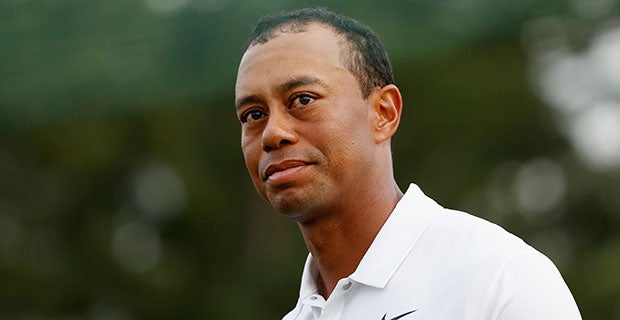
[263,160,308,180]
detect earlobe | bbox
[373,84,403,143]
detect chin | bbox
[268,192,323,222]
[270,195,310,215]
[261,179,335,222]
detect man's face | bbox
[235,24,378,221]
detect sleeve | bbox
[483,252,582,320]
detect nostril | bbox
[261,115,297,151]
[263,138,292,152]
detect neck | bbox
[297,179,403,298]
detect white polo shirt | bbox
[283,183,581,320]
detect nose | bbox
[261,111,297,152]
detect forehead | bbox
[235,24,349,93]
[244,22,345,61]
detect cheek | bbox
[312,122,366,163]
[320,108,374,167]
[241,138,260,175]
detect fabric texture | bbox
[283,183,582,320]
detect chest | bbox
[287,274,492,320]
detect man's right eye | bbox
[240,109,266,123]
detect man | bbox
[235,7,581,320]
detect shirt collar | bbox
[297,183,441,297]
[299,254,320,299]
[349,183,440,288]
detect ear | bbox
[371,84,403,144]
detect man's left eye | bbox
[290,94,315,109]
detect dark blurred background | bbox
[1,0,620,319]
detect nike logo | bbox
[381,309,417,320]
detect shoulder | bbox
[426,208,536,261]
[480,248,582,319]
[422,209,581,319]
[400,184,537,265]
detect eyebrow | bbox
[235,94,262,112]
[235,75,327,111]
[276,75,326,93]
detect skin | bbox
[235,23,404,298]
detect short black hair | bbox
[244,7,394,98]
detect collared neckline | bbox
[299,254,321,299]
[297,183,441,298]
[348,183,440,288]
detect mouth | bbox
[263,160,310,182]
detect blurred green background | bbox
[1,0,620,319]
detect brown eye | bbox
[298,95,313,105]
[290,94,316,109]
[241,109,266,123]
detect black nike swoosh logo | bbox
[381,309,417,320]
